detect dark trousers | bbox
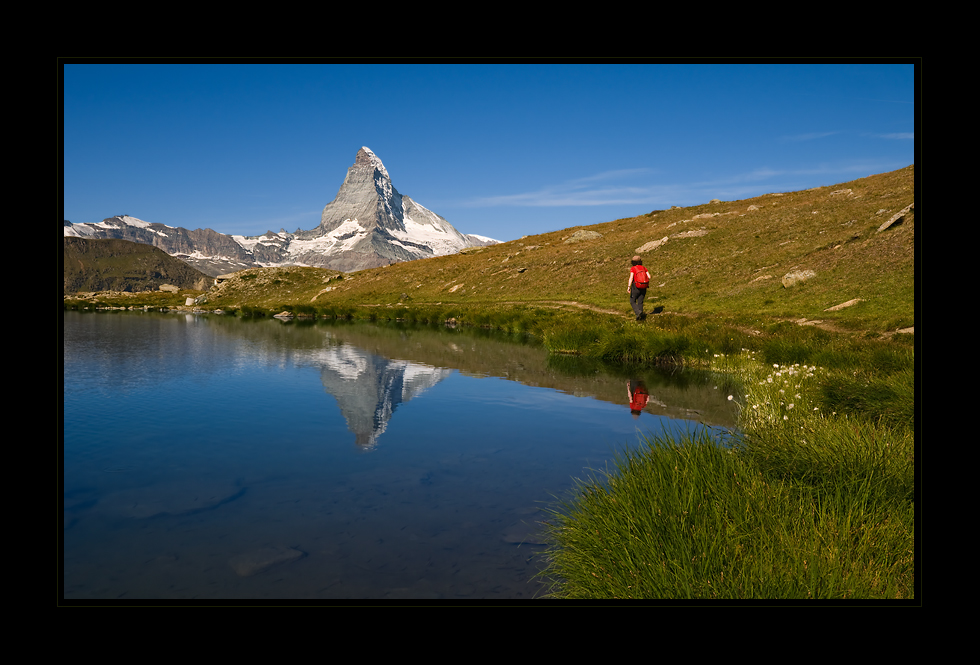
[630,285,647,319]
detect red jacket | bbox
[630,265,650,288]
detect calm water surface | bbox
[63,311,736,600]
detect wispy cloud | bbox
[464,158,910,212]
[781,131,840,143]
[467,168,676,208]
[690,160,911,200]
[877,132,914,139]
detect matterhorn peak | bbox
[292,146,497,271]
[354,146,388,179]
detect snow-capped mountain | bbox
[63,147,498,276]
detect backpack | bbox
[634,266,650,289]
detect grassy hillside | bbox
[64,237,213,294]
[198,165,914,334]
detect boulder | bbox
[782,270,816,288]
[670,229,709,239]
[564,230,603,244]
[877,203,913,233]
[636,237,669,253]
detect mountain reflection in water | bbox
[303,320,738,444]
[63,312,737,600]
[318,344,451,450]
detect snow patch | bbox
[117,215,155,228]
[390,217,467,257]
[467,234,500,244]
[322,345,369,381]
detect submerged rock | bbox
[97,479,246,519]
[502,521,548,546]
[229,546,305,577]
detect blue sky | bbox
[63,63,916,242]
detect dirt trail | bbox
[509,300,914,338]
[521,300,626,317]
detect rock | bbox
[563,230,603,244]
[636,237,669,253]
[502,521,548,546]
[98,479,246,519]
[747,205,760,211]
[274,311,294,319]
[782,270,816,288]
[229,546,305,577]
[184,297,195,306]
[709,199,721,203]
[670,229,709,239]
[159,284,179,293]
[877,202,913,233]
[824,298,864,311]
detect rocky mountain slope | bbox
[63,237,213,293]
[63,147,497,276]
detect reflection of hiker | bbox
[627,255,650,321]
[627,379,649,418]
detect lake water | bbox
[62,311,737,601]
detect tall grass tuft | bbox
[538,426,914,599]
[819,366,914,428]
[538,347,915,600]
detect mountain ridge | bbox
[64,147,498,276]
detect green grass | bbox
[538,414,914,599]
[535,347,914,600]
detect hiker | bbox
[627,255,650,320]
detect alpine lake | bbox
[63,310,738,601]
